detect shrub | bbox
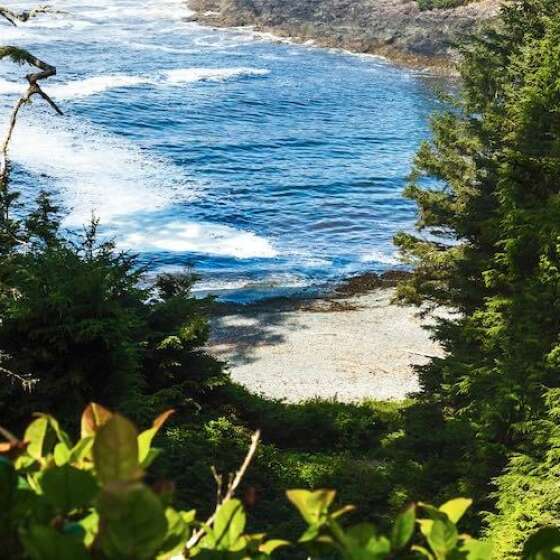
[0,193,226,430]
[219,384,406,452]
[0,403,500,559]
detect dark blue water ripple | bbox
[0,0,445,299]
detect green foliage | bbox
[0,46,37,65]
[485,391,560,559]
[153,388,496,547]
[394,0,560,548]
[0,191,226,429]
[219,384,405,452]
[285,488,494,560]
[416,0,476,10]
[0,404,505,560]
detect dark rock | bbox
[188,0,501,69]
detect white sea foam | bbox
[0,26,35,41]
[127,42,196,55]
[119,221,278,259]
[7,113,190,225]
[65,0,192,23]
[0,79,25,96]
[29,18,95,30]
[193,274,309,293]
[164,67,270,84]
[48,75,148,99]
[0,68,270,103]
[360,250,400,265]
[6,112,276,260]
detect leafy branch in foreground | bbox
[186,429,261,550]
[2,402,557,560]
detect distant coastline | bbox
[186,0,500,71]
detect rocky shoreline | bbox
[187,0,500,70]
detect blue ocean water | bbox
[0,0,443,299]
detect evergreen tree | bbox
[486,390,560,558]
[0,191,226,429]
[395,0,560,502]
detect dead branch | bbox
[186,430,261,551]
[0,46,63,189]
[406,350,440,359]
[0,363,38,391]
[0,5,57,26]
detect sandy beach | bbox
[208,284,445,402]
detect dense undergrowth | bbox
[0,404,503,559]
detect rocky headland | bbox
[187,0,500,69]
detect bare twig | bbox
[0,46,63,190]
[0,364,38,391]
[406,350,439,359]
[0,5,58,26]
[0,424,18,443]
[211,465,224,506]
[186,430,261,551]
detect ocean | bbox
[0,0,443,300]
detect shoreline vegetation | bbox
[186,0,500,72]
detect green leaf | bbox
[347,523,378,546]
[259,539,290,555]
[418,502,449,540]
[286,489,336,525]
[12,488,49,522]
[138,410,174,466]
[365,536,391,559]
[93,414,141,484]
[427,519,458,560]
[452,538,493,560]
[54,443,71,466]
[97,481,168,560]
[140,447,162,469]
[391,504,416,551]
[24,417,52,461]
[157,507,192,560]
[523,527,560,560]
[182,509,196,524]
[21,525,89,560]
[213,498,246,550]
[439,498,472,524]
[345,523,391,560]
[298,523,321,543]
[40,465,99,512]
[412,544,435,559]
[0,457,18,518]
[77,511,99,547]
[44,415,72,449]
[69,437,94,465]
